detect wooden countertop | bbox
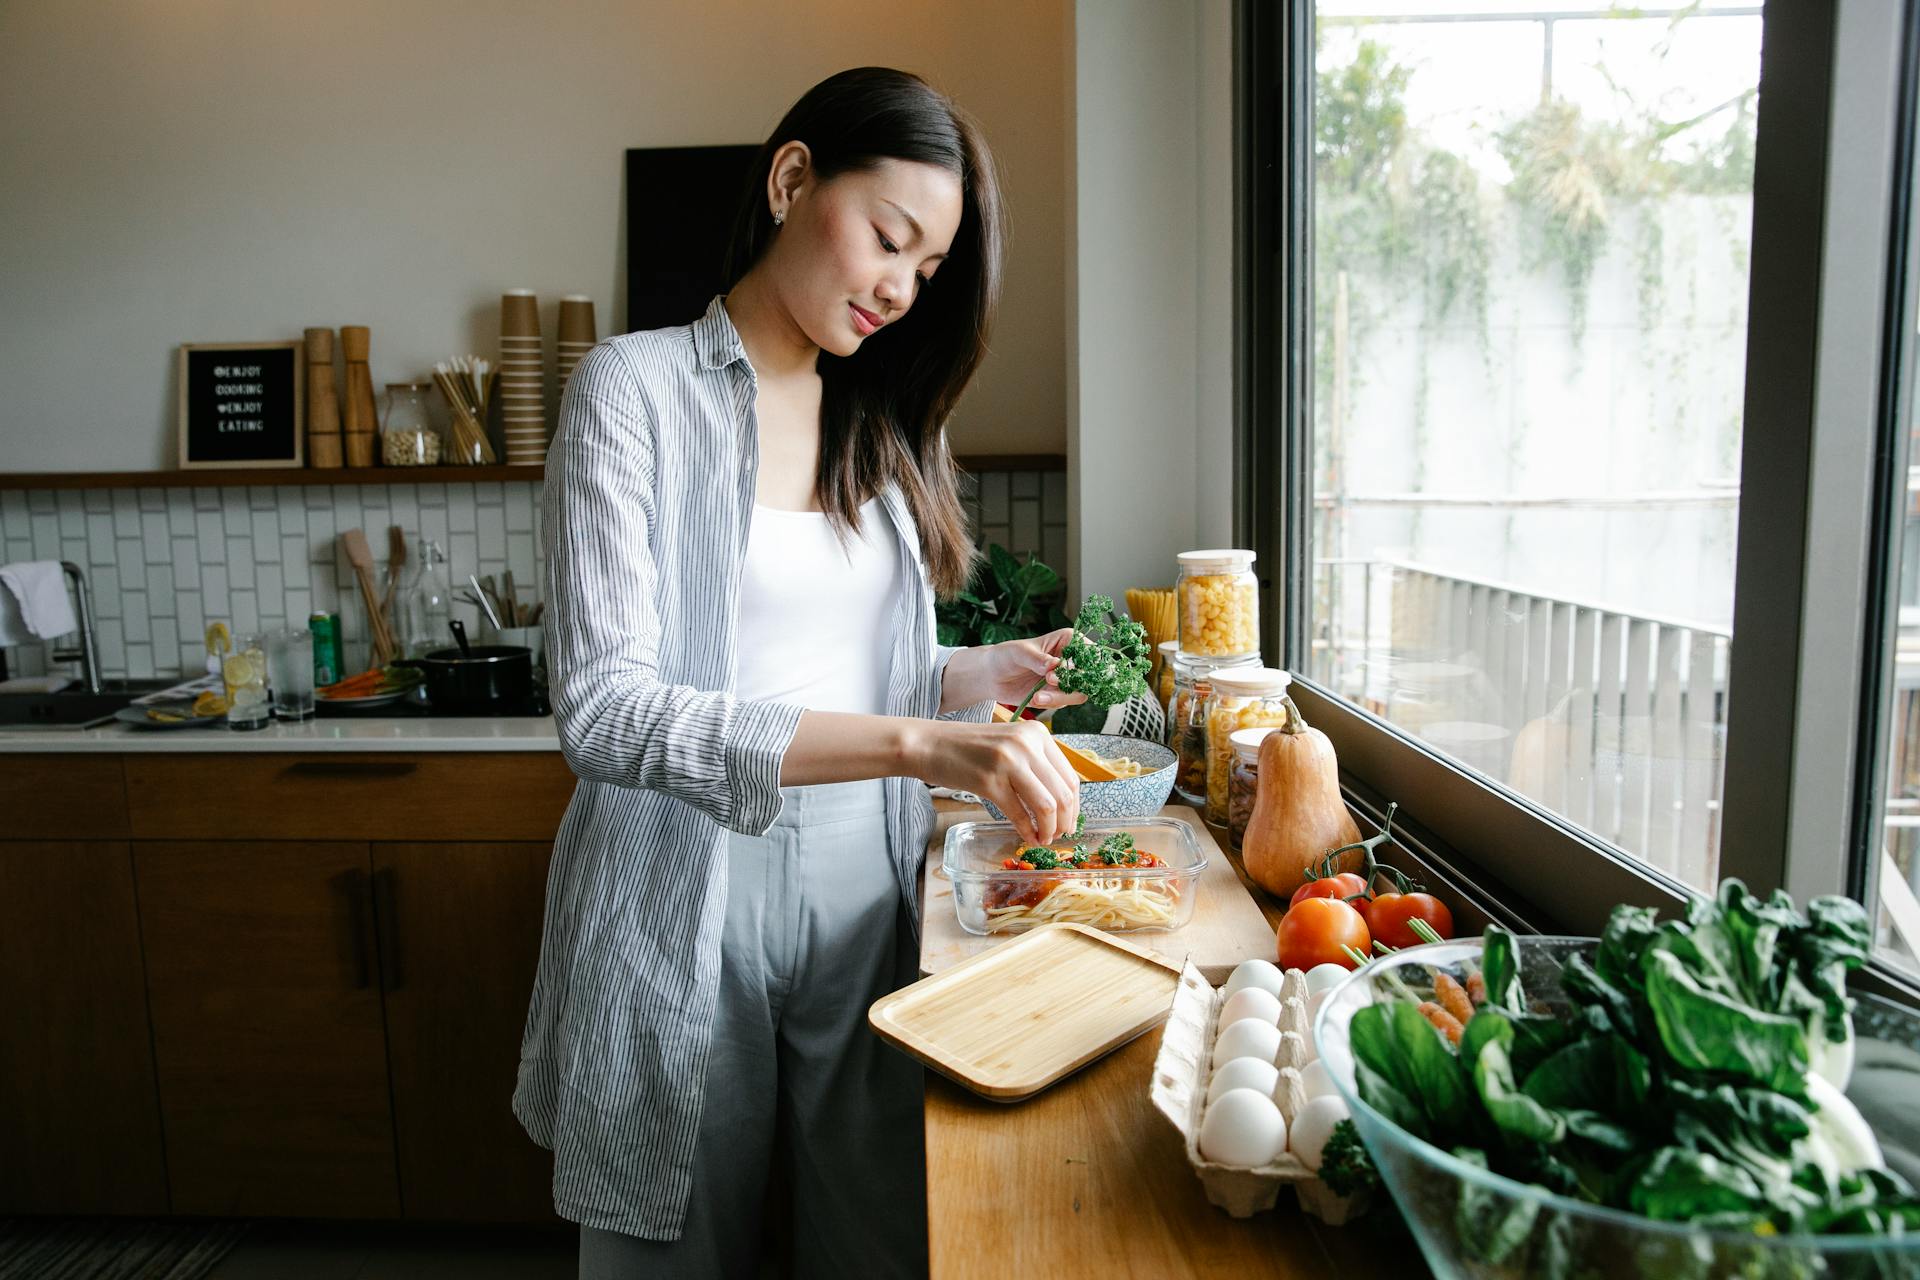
[921,798,1418,1278]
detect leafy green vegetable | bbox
[1011,594,1149,718]
[1017,846,1061,870]
[1451,1146,1542,1265]
[1317,1119,1380,1197]
[1480,923,1525,1014]
[1340,879,1916,1248]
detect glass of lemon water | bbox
[223,633,271,730]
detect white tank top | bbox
[734,496,900,715]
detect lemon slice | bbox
[145,707,187,723]
[193,692,230,717]
[204,621,232,657]
[222,653,258,688]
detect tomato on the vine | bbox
[1276,897,1372,971]
[1289,873,1369,911]
[1363,892,1455,949]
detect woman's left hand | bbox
[984,627,1086,711]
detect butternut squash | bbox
[1242,697,1362,897]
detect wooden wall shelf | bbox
[0,455,1065,492]
[0,466,543,491]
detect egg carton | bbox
[1148,960,1368,1224]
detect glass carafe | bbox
[401,538,454,659]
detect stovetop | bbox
[316,691,551,719]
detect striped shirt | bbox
[512,295,986,1238]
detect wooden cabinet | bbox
[0,748,576,1223]
[0,839,167,1214]
[375,842,560,1222]
[136,840,400,1218]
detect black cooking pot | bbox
[393,643,533,711]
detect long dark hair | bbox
[723,67,1003,598]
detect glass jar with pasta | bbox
[1169,650,1258,804]
[1201,666,1293,825]
[1175,549,1259,658]
[1227,726,1276,852]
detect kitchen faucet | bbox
[45,562,103,694]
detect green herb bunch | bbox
[1011,594,1150,719]
[1017,818,1146,869]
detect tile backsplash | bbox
[0,467,1065,685]
[0,481,542,681]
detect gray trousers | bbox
[579,780,929,1279]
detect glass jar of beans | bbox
[1176,549,1259,658]
[1227,726,1277,852]
[1201,666,1294,825]
[1168,650,1259,805]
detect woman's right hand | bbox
[909,718,1081,846]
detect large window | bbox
[1308,2,1759,895]
[1245,0,1920,999]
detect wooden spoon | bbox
[991,703,1122,782]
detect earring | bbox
[773,212,785,227]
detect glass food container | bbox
[1226,726,1276,852]
[1202,666,1294,825]
[380,382,443,467]
[1155,639,1179,710]
[942,816,1207,936]
[1315,937,1920,1279]
[1176,549,1259,659]
[1168,651,1259,803]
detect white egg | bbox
[1212,1017,1283,1069]
[1298,1058,1338,1102]
[1219,986,1282,1029]
[1304,963,1352,995]
[1199,1087,1288,1167]
[1222,958,1285,1001]
[1287,1094,1349,1171]
[1206,1055,1280,1107]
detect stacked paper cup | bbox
[556,296,597,403]
[498,289,547,465]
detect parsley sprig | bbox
[1010,594,1150,719]
[1017,816,1146,869]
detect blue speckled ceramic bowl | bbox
[980,733,1177,821]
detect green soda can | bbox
[309,611,342,687]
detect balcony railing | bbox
[1310,558,1730,889]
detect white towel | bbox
[0,561,78,642]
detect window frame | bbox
[1235,0,1920,1001]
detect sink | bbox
[0,691,135,729]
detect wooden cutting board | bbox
[871,922,1181,1101]
[920,803,1278,984]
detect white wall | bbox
[1068,0,1236,603]
[0,0,1066,472]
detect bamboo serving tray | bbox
[869,922,1181,1102]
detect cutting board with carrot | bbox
[918,801,1279,985]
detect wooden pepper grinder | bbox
[304,327,343,468]
[340,325,378,468]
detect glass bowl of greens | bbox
[1313,884,1920,1279]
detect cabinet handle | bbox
[332,868,372,990]
[373,865,403,992]
[285,760,419,779]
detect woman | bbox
[514,68,1085,1278]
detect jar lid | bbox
[1230,726,1277,764]
[1177,548,1256,572]
[1171,650,1260,677]
[1208,666,1291,696]
[1158,640,1179,655]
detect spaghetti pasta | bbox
[983,875,1183,931]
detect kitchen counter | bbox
[919,798,1410,1278]
[0,714,561,753]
